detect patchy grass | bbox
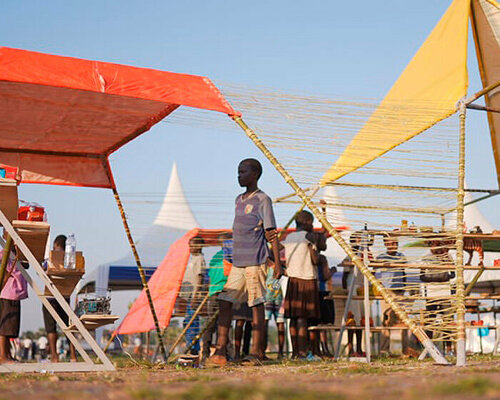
[129,387,165,400]
[432,377,496,396]
[162,384,345,400]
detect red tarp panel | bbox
[0,47,238,188]
[116,228,229,335]
[117,227,348,335]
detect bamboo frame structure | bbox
[455,100,467,366]
[166,292,211,360]
[232,115,449,365]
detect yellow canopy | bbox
[321,0,471,185]
[471,0,500,186]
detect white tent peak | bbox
[153,162,199,230]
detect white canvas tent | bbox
[77,162,199,296]
[75,163,199,344]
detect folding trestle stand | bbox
[0,209,114,372]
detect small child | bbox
[180,236,207,355]
[339,231,371,356]
[264,260,285,360]
[283,211,320,359]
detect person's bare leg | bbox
[48,333,59,362]
[243,320,252,356]
[347,330,354,355]
[297,318,308,358]
[250,303,265,359]
[355,329,363,355]
[0,336,9,362]
[69,342,77,362]
[290,319,298,359]
[277,322,285,359]
[213,300,233,358]
[234,319,244,361]
[309,329,321,356]
[320,331,333,357]
[264,320,269,355]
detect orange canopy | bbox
[0,47,238,188]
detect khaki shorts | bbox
[218,264,267,307]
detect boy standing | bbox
[209,159,281,366]
[179,236,207,355]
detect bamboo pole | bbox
[232,115,449,365]
[465,80,500,106]
[101,158,167,361]
[185,310,219,355]
[277,186,320,239]
[110,185,167,360]
[166,292,210,360]
[0,234,13,290]
[455,101,467,366]
[464,266,485,297]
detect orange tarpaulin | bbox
[116,228,229,335]
[0,47,238,188]
[117,226,348,335]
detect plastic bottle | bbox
[64,234,76,269]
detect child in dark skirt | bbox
[307,226,337,358]
[283,211,320,359]
[0,232,28,363]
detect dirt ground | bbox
[0,356,499,400]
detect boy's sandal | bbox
[240,355,263,366]
[205,354,227,367]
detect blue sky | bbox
[1,1,498,330]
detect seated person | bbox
[42,235,77,362]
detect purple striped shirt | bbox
[232,190,276,267]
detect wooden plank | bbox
[0,362,111,373]
[0,179,18,223]
[66,315,120,331]
[12,220,49,262]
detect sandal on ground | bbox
[240,355,263,366]
[205,354,227,367]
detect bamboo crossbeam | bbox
[166,292,210,361]
[309,324,499,331]
[465,80,500,105]
[232,115,449,365]
[281,199,445,215]
[327,181,498,194]
[467,104,500,114]
[349,262,499,270]
[185,310,219,355]
[326,294,500,300]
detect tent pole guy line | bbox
[232,115,449,365]
[455,100,467,366]
[101,160,167,361]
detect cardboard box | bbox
[48,250,85,272]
